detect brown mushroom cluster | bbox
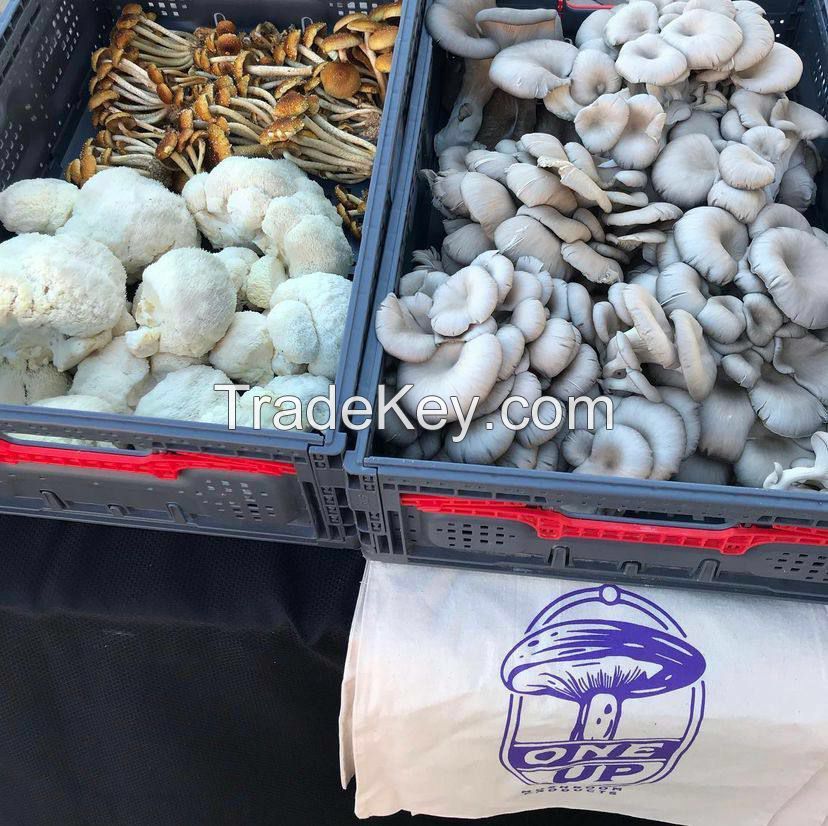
[375,0,828,491]
[66,2,401,191]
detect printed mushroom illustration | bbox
[501,617,706,741]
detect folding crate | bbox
[0,0,423,545]
[345,0,828,600]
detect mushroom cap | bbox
[472,250,515,300]
[569,48,623,106]
[375,293,437,363]
[604,201,683,227]
[501,618,705,699]
[670,110,723,144]
[547,343,600,400]
[489,39,579,99]
[562,240,623,285]
[320,61,362,99]
[731,10,775,72]
[506,163,578,212]
[671,309,718,401]
[424,0,499,59]
[465,149,515,183]
[733,42,803,93]
[442,222,494,268]
[574,425,654,479]
[741,125,790,164]
[475,6,562,48]
[460,172,517,239]
[718,143,775,190]
[772,333,828,403]
[721,350,764,388]
[661,9,744,70]
[397,334,502,423]
[749,202,812,238]
[609,93,667,169]
[734,426,815,487]
[518,204,591,243]
[495,215,565,274]
[495,324,526,380]
[574,93,630,154]
[770,98,828,141]
[698,379,756,461]
[719,108,747,142]
[749,228,828,329]
[657,262,708,315]
[748,363,828,437]
[603,1,660,47]
[743,292,783,346]
[429,264,499,337]
[675,454,732,485]
[528,317,582,378]
[660,386,701,457]
[707,179,767,224]
[575,9,613,47]
[616,33,689,85]
[673,206,749,285]
[616,396,686,479]
[696,295,747,343]
[730,88,777,128]
[778,163,817,212]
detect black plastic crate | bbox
[345,0,828,600]
[0,0,424,545]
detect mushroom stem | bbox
[571,693,621,741]
[247,64,313,78]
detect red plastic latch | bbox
[401,494,828,556]
[0,438,296,481]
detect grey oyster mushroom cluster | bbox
[0,157,354,437]
[372,0,828,491]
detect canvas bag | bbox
[340,563,828,825]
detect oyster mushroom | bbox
[749,228,828,329]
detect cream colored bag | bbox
[341,563,828,825]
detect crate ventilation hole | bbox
[766,551,828,582]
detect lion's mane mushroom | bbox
[0,179,79,235]
[0,233,126,371]
[71,337,151,412]
[126,249,236,360]
[57,168,198,279]
[267,271,352,381]
[134,365,235,425]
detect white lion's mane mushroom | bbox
[71,337,151,412]
[267,271,352,381]
[59,168,198,279]
[134,365,235,425]
[209,311,275,386]
[126,248,236,360]
[0,178,78,235]
[0,233,126,371]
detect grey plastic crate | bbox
[345,0,828,600]
[0,0,423,545]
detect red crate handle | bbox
[400,494,828,556]
[0,438,295,481]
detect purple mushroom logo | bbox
[500,585,706,787]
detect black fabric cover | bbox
[0,514,660,826]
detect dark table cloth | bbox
[0,514,662,826]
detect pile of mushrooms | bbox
[67,2,401,189]
[375,0,828,492]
